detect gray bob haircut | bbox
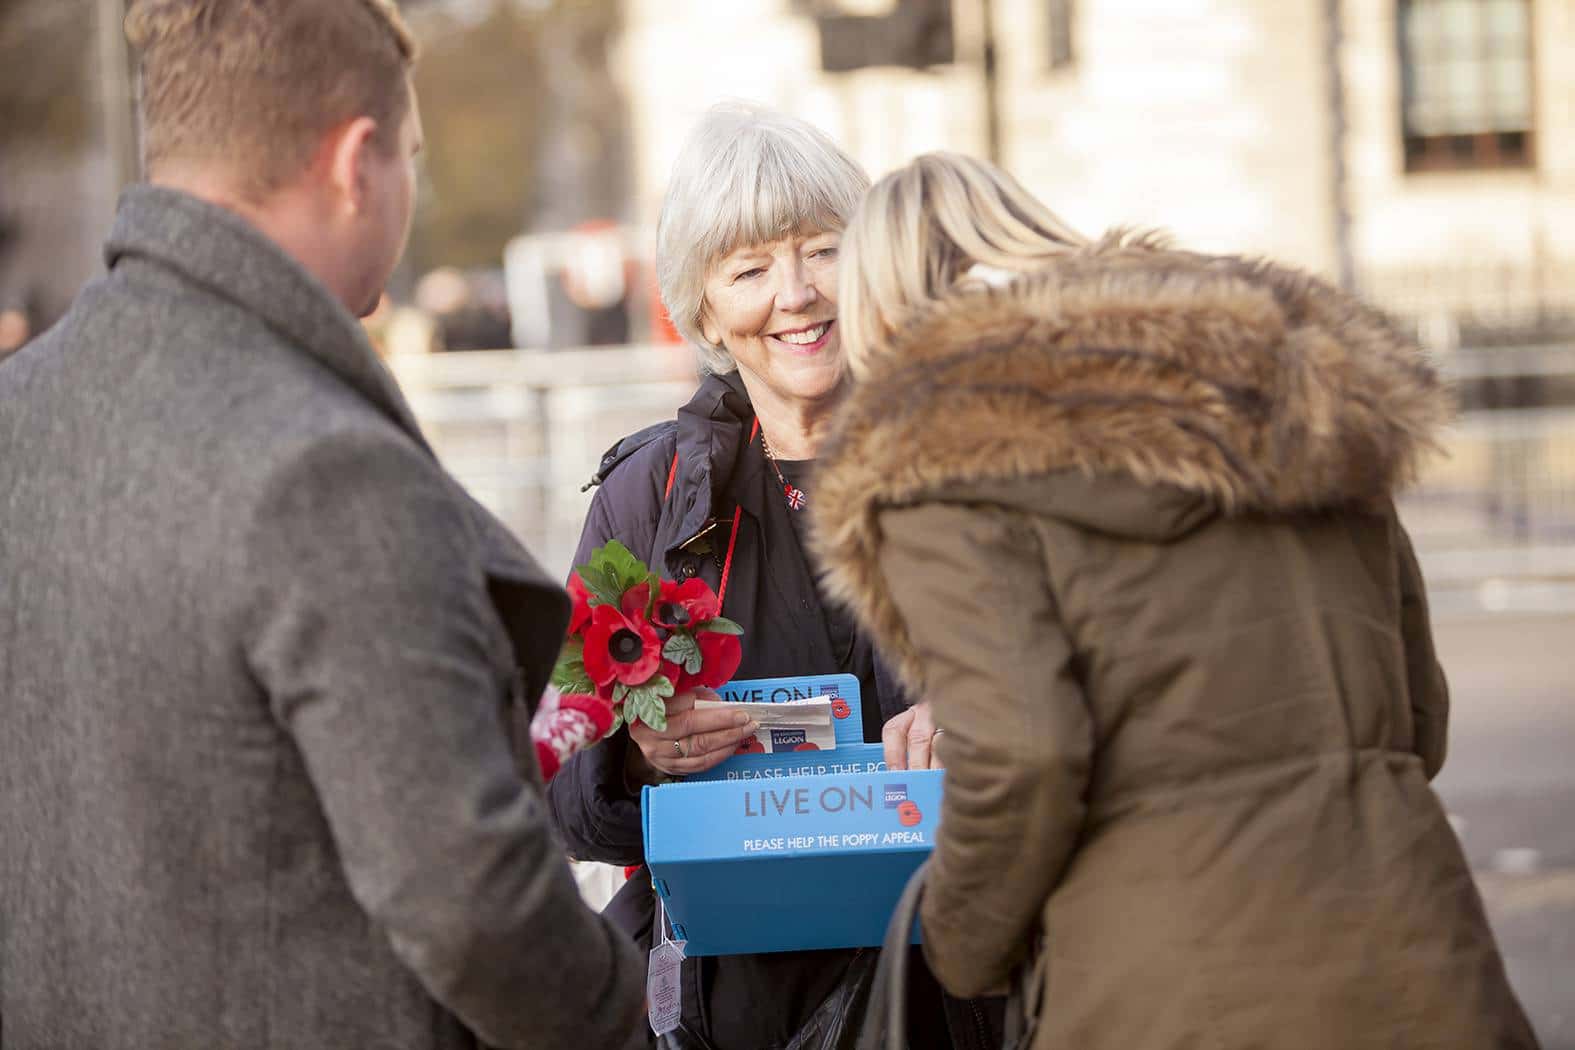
[656,102,870,374]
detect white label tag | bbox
[647,940,685,1036]
[693,698,838,753]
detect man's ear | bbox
[324,116,381,215]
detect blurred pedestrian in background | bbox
[0,2,644,1048]
[816,151,1540,1050]
[416,265,514,351]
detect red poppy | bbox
[612,582,684,682]
[688,630,742,690]
[566,574,594,637]
[829,697,852,720]
[668,628,741,694]
[583,604,663,688]
[652,578,721,631]
[619,581,654,622]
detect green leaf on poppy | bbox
[696,616,743,636]
[551,635,591,693]
[612,682,630,704]
[607,705,625,735]
[574,541,657,608]
[575,563,624,608]
[551,658,595,696]
[622,674,675,732]
[662,632,704,675]
[629,693,665,732]
[573,566,620,607]
[646,571,662,618]
[587,540,653,597]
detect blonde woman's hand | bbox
[882,700,945,771]
[625,687,758,784]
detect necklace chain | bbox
[759,428,807,512]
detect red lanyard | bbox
[717,418,760,608]
[663,416,758,611]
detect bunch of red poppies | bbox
[552,540,743,735]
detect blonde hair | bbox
[656,102,869,374]
[126,0,417,201]
[839,152,1087,376]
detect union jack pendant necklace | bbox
[760,432,807,511]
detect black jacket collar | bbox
[668,370,768,556]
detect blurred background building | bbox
[6,0,1572,352]
[622,0,1575,343]
[2,0,1572,1039]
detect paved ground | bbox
[1431,612,1575,1047]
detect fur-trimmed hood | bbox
[812,233,1451,686]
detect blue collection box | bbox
[642,675,943,956]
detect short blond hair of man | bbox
[126,0,417,201]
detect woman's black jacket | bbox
[545,371,1002,1050]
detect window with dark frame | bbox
[1048,0,1075,71]
[1397,0,1534,172]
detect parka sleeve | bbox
[242,432,647,1050]
[1394,508,1449,780]
[875,502,1092,998]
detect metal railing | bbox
[1401,396,1575,617]
[387,344,699,576]
[1363,262,1575,349]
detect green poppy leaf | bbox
[696,616,744,636]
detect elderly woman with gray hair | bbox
[546,105,999,1050]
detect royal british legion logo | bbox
[884,783,923,826]
[769,728,808,749]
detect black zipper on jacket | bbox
[967,998,992,1050]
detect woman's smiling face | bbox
[700,230,844,407]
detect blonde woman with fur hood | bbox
[812,153,1538,1049]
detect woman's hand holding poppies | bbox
[542,541,746,781]
[626,687,759,784]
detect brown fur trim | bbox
[812,234,1452,689]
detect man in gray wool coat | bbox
[0,2,646,1047]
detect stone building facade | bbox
[618,0,1575,342]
